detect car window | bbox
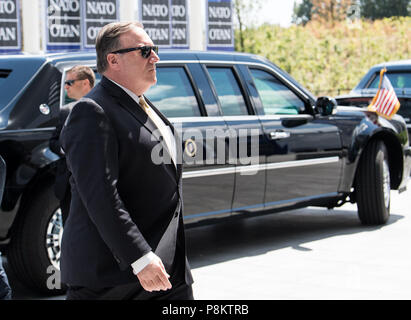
[250,69,305,115]
[145,67,201,117]
[368,72,411,89]
[207,67,248,116]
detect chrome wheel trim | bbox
[382,159,390,209]
[46,208,63,270]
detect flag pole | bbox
[368,67,387,111]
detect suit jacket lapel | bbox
[100,77,160,140]
[100,77,180,181]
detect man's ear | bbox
[83,79,91,89]
[107,53,120,70]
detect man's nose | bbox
[149,49,160,63]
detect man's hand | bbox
[137,256,172,292]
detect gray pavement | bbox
[188,182,411,300]
[4,181,411,300]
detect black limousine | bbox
[0,50,410,294]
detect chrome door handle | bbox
[269,131,290,140]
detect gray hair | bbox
[96,21,144,74]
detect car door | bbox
[204,64,266,215]
[245,66,343,208]
[145,63,235,224]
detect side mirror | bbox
[315,96,337,116]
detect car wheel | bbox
[356,140,390,225]
[7,183,66,295]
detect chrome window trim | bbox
[157,59,311,101]
[169,114,312,123]
[257,114,313,121]
[50,59,308,107]
[183,156,340,179]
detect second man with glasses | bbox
[50,65,95,226]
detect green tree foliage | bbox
[293,0,354,25]
[235,17,411,96]
[292,0,313,25]
[360,0,410,20]
[293,0,410,24]
[311,0,353,26]
[233,0,262,52]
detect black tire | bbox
[356,140,391,225]
[7,183,66,295]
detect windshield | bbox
[368,71,411,89]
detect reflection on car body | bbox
[0,51,410,295]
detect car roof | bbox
[10,49,277,65]
[371,59,411,69]
[0,49,317,103]
[0,49,277,73]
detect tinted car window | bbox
[368,72,411,89]
[145,67,200,117]
[250,69,305,115]
[207,67,248,116]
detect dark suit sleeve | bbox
[60,100,152,268]
[50,105,71,157]
[49,119,64,157]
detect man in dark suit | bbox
[59,21,193,300]
[49,65,95,225]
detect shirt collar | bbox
[107,78,142,106]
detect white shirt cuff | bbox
[131,251,157,275]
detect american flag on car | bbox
[368,68,401,119]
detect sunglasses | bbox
[64,79,82,86]
[111,45,159,59]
